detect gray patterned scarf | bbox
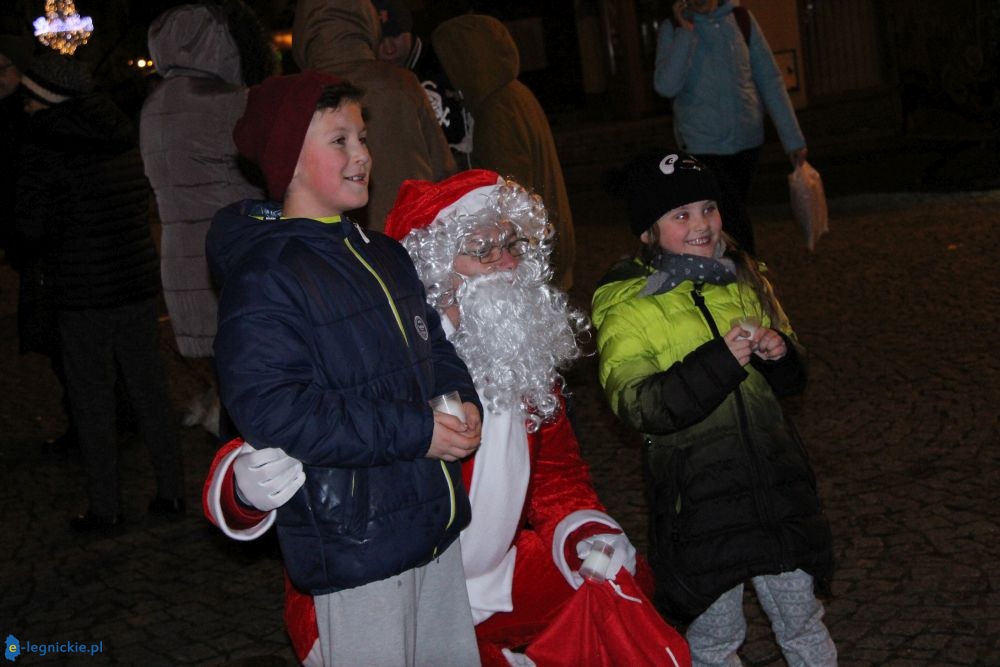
[640,247,736,297]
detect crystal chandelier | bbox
[34,0,94,55]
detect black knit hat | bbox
[613,150,722,236]
[21,52,93,105]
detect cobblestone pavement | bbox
[2,188,998,666]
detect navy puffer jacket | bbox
[208,200,478,594]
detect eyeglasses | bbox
[458,236,530,264]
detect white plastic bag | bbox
[788,161,828,251]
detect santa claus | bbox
[203,170,646,666]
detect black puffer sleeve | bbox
[751,332,807,397]
[627,337,748,435]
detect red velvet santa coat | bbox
[203,390,639,666]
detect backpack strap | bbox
[732,6,751,46]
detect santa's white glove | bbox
[233,446,305,512]
[574,533,637,586]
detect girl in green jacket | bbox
[593,151,836,667]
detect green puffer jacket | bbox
[592,258,833,621]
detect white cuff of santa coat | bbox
[552,509,624,589]
[205,443,277,541]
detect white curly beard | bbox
[450,261,587,432]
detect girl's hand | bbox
[672,0,694,30]
[724,326,754,366]
[751,328,788,361]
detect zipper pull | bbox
[691,282,705,306]
[690,282,722,338]
[354,222,370,244]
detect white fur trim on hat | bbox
[432,182,503,229]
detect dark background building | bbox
[4,0,997,180]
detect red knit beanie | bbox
[233,70,346,201]
[384,169,504,241]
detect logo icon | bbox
[5,635,20,662]
[659,154,679,175]
[413,315,429,341]
[660,153,705,175]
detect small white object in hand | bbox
[732,316,761,339]
[579,539,615,583]
[429,390,466,423]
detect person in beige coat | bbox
[141,2,277,436]
[292,0,455,231]
[432,14,575,289]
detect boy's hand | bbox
[751,328,788,361]
[724,325,754,366]
[461,401,482,434]
[426,402,481,462]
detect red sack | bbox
[523,571,690,667]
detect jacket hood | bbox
[432,14,518,113]
[207,199,356,288]
[292,0,380,71]
[148,4,242,85]
[29,94,136,154]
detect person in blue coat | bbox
[207,70,483,665]
[654,0,808,254]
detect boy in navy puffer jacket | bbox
[205,71,483,666]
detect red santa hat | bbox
[384,169,505,242]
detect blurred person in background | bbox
[654,0,808,255]
[292,0,455,231]
[432,14,575,290]
[2,34,81,455]
[371,0,474,169]
[16,53,185,533]
[141,0,278,440]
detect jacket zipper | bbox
[343,230,458,553]
[439,462,458,531]
[344,237,409,345]
[690,283,787,568]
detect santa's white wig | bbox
[384,170,590,430]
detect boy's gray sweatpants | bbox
[314,539,480,666]
[686,568,837,667]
